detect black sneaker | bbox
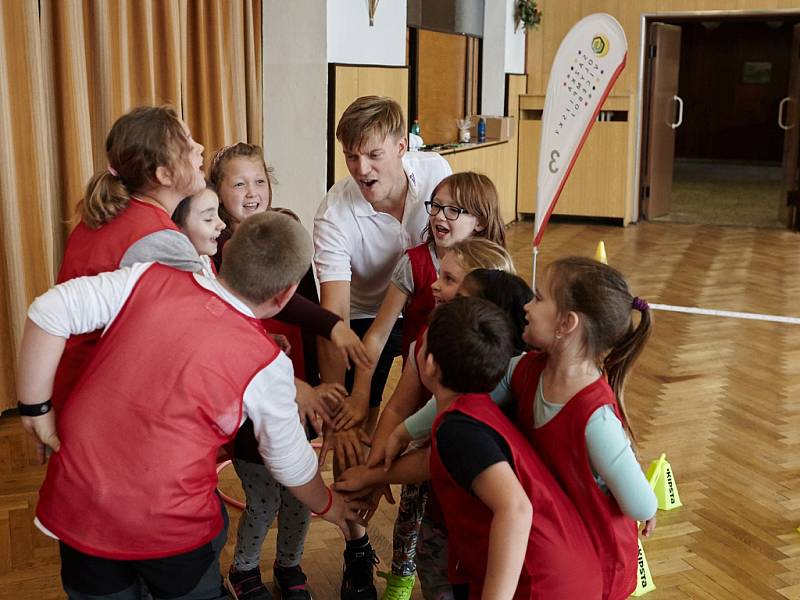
[225,566,273,600]
[341,545,379,600]
[273,563,312,600]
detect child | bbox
[327,238,513,600]
[208,143,364,600]
[511,257,657,600]
[333,173,506,599]
[169,185,226,276]
[53,105,207,412]
[334,172,507,431]
[17,212,366,600]
[335,298,603,599]
[364,238,517,472]
[392,269,534,452]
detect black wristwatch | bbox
[18,399,52,417]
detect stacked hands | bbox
[285,322,411,527]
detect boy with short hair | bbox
[17,212,364,600]
[314,95,451,598]
[335,298,604,599]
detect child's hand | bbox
[333,464,380,494]
[319,428,371,472]
[21,412,61,465]
[330,321,372,371]
[641,515,657,537]
[296,381,345,432]
[333,393,369,431]
[367,423,412,471]
[270,333,292,355]
[319,489,369,538]
[362,484,396,522]
[315,383,347,413]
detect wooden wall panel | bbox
[416,29,467,145]
[331,65,409,183]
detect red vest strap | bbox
[401,243,437,361]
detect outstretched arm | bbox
[334,283,409,431]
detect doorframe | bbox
[631,9,800,223]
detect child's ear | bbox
[473,220,486,233]
[155,165,176,188]
[422,352,440,382]
[561,311,581,336]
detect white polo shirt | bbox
[314,151,452,319]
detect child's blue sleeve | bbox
[403,354,523,440]
[585,406,657,521]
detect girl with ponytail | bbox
[511,256,656,600]
[54,105,207,409]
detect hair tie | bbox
[211,144,234,172]
[632,296,649,312]
[107,164,119,177]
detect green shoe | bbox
[377,571,415,600]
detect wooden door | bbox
[780,24,800,228]
[642,23,682,218]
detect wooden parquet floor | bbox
[1,220,799,599]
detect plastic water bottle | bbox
[477,117,486,143]
[411,118,421,136]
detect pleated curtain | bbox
[0,0,262,411]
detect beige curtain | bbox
[0,0,262,411]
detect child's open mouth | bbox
[243,201,260,211]
[360,179,378,189]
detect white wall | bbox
[505,0,526,74]
[327,1,406,65]
[263,1,329,231]
[482,0,526,115]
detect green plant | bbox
[515,0,542,32]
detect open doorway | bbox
[638,13,800,229]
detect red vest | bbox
[430,393,602,600]
[511,352,638,600]
[401,243,437,361]
[37,264,279,560]
[53,200,181,411]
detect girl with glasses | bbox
[331,172,506,599]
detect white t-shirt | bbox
[314,151,452,319]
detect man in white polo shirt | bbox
[314,96,450,600]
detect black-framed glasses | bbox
[424,200,469,221]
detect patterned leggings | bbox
[391,482,428,576]
[232,458,311,571]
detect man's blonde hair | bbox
[219,212,311,304]
[336,96,406,152]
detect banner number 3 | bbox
[548,149,560,173]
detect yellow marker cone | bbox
[594,241,608,264]
[631,536,656,596]
[646,453,682,511]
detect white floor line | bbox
[650,303,800,325]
